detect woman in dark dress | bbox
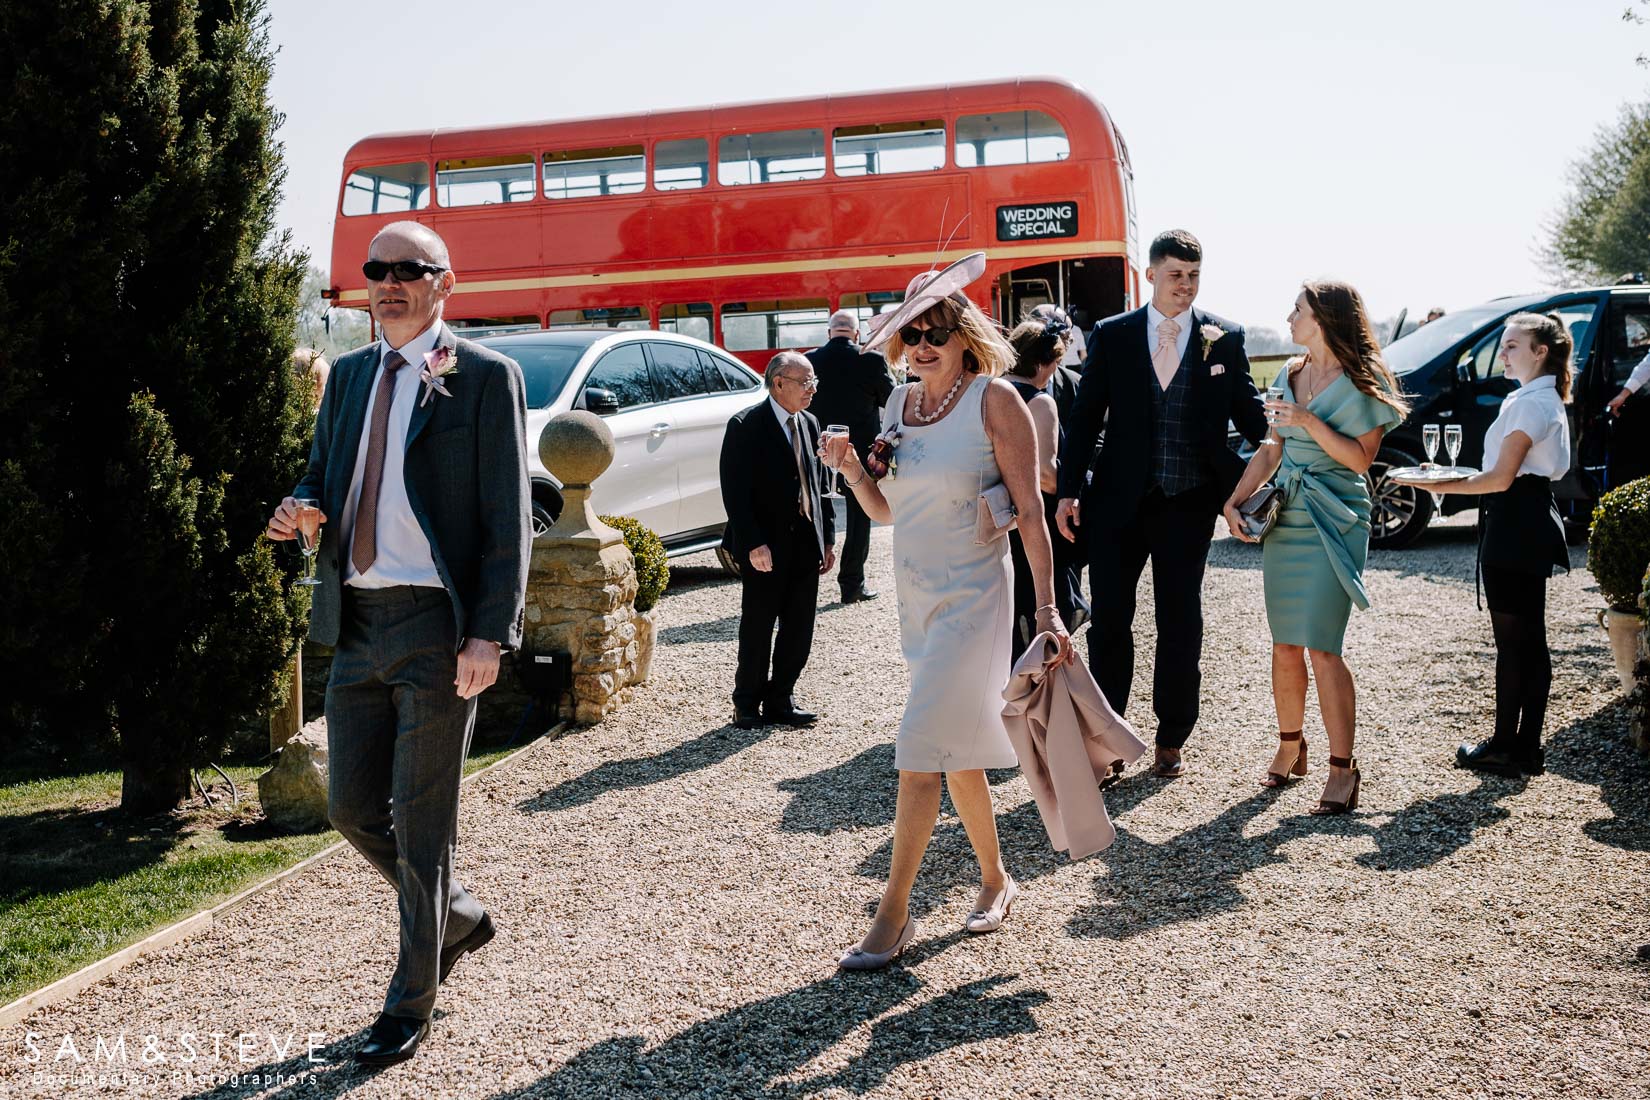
[1004,317,1088,661]
[1392,312,1572,775]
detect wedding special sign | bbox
[995,201,1078,241]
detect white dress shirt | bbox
[1483,374,1570,481]
[1624,351,1650,394]
[339,319,445,589]
[769,396,799,445]
[1145,302,1193,363]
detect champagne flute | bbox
[1444,424,1463,469]
[1263,377,1287,446]
[820,424,850,499]
[294,498,323,587]
[1422,423,1441,467]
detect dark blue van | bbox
[1362,282,1650,548]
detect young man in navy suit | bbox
[1055,230,1268,777]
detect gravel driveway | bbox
[4,518,1647,1099]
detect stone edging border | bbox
[0,723,569,1030]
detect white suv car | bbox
[475,330,767,568]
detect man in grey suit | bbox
[266,221,529,1066]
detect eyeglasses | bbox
[362,259,448,282]
[899,325,957,348]
[777,374,819,391]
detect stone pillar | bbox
[525,412,642,724]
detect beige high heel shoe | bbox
[964,877,1019,934]
[838,918,916,971]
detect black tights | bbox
[1482,565,1551,754]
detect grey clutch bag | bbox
[1237,483,1284,541]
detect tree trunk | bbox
[120,761,191,815]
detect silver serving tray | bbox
[1386,465,1478,483]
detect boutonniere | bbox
[1200,324,1225,361]
[418,346,459,406]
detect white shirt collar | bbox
[1514,374,1558,395]
[769,396,796,434]
[380,318,444,370]
[1146,301,1192,332]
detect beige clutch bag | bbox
[975,482,1019,545]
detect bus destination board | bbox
[996,202,1078,241]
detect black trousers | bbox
[1481,564,1551,756]
[733,518,821,711]
[1086,484,1218,748]
[837,474,873,596]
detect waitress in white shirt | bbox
[1394,312,1573,776]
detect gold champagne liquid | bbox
[295,506,322,551]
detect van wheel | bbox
[715,547,742,577]
[1368,446,1433,550]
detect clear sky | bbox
[268,0,1646,332]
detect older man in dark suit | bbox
[806,310,895,603]
[720,351,836,730]
[267,221,529,1066]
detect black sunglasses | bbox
[899,324,957,348]
[362,259,447,282]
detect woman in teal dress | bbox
[1222,281,1408,815]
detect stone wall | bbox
[523,539,641,725]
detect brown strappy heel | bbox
[1310,755,1361,815]
[1260,730,1308,787]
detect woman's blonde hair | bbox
[1505,311,1574,402]
[882,292,1014,378]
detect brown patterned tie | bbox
[791,415,813,522]
[350,350,408,575]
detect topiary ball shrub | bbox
[1588,477,1650,612]
[600,515,669,612]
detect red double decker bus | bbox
[327,77,1140,367]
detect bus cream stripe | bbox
[333,239,1129,305]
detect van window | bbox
[658,303,713,342]
[955,110,1070,167]
[586,344,655,410]
[436,155,535,206]
[648,343,714,401]
[544,145,646,199]
[654,138,710,191]
[703,350,760,392]
[1608,300,1650,385]
[718,129,826,185]
[720,299,831,351]
[342,162,431,216]
[833,120,946,176]
[548,307,648,331]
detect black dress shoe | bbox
[1456,740,1542,776]
[763,704,818,727]
[355,1013,429,1067]
[841,586,880,604]
[439,912,495,985]
[734,706,766,730]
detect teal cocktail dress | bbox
[1262,371,1402,655]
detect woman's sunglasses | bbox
[362,259,448,282]
[899,324,957,348]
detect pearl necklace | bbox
[913,371,968,423]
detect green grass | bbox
[0,738,533,1006]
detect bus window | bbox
[954,110,1070,167]
[659,303,713,342]
[548,307,648,330]
[342,162,430,216]
[840,291,906,335]
[654,138,709,191]
[544,144,645,199]
[721,299,831,351]
[833,120,946,176]
[717,129,826,186]
[436,155,535,207]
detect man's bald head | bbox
[369,221,452,269]
[828,310,859,338]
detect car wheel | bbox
[531,496,561,539]
[715,546,742,577]
[1367,446,1434,550]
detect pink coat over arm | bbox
[1001,633,1147,859]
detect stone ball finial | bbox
[541,411,615,486]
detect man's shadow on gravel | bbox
[518,723,775,814]
[180,1026,376,1099]
[483,971,1046,1099]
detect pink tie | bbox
[350,351,408,575]
[1152,318,1180,390]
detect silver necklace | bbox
[913,371,968,423]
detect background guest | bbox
[823,255,1072,970]
[807,310,896,604]
[1030,303,1084,417]
[719,352,836,730]
[1055,230,1268,778]
[1392,313,1572,776]
[1004,317,1089,658]
[1223,281,1406,814]
[292,347,330,412]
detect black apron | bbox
[1476,473,1569,607]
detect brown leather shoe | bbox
[1153,747,1185,778]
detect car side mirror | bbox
[583,387,620,415]
[1456,360,1472,385]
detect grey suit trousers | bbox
[325,585,486,1020]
